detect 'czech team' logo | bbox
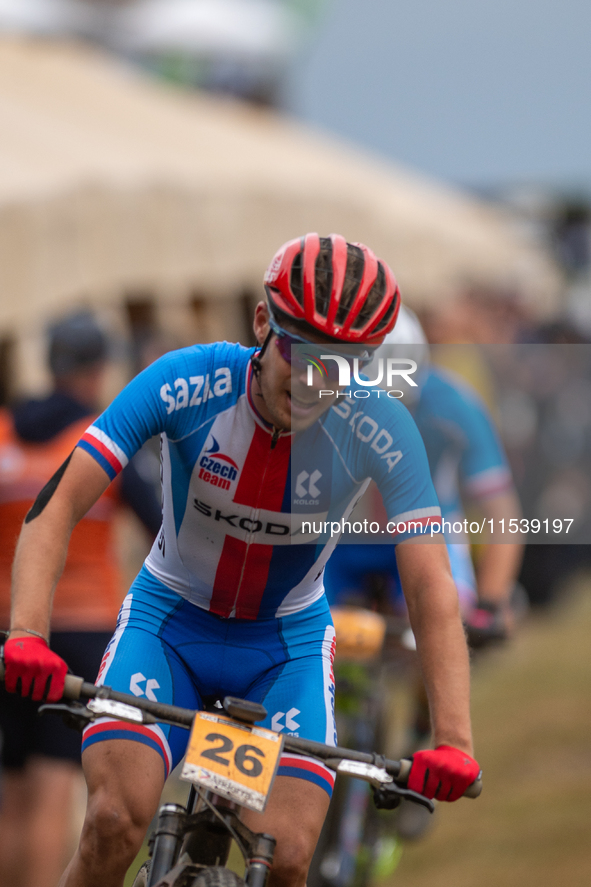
[198,436,239,491]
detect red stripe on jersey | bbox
[210,535,248,617]
[234,542,275,619]
[233,424,291,510]
[210,535,275,620]
[81,433,122,474]
[210,419,291,618]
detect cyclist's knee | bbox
[270,833,314,887]
[78,740,164,869]
[79,784,153,868]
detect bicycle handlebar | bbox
[0,662,482,798]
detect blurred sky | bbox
[283,0,591,192]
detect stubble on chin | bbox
[260,384,292,431]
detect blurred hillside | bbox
[394,578,591,887]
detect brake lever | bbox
[39,701,95,732]
[372,782,435,813]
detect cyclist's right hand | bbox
[3,636,67,702]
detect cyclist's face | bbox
[252,303,340,432]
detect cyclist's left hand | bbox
[408,745,481,801]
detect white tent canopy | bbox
[0,37,560,342]
[0,0,93,35]
[114,0,301,59]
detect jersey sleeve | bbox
[456,392,513,500]
[77,346,222,481]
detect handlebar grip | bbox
[63,674,84,699]
[0,660,84,700]
[398,758,482,799]
[463,775,483,798]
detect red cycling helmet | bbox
[263,233,401,345]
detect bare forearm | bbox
[10,507,75,638]
[476,543,523,603]
[10,448,111,639]
[397,541,473,755]
[474,491,524,607]
[409,583,473,753]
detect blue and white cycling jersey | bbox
[78,342,441,622]
[325,366,513,611]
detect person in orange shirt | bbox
[0,312,161,887]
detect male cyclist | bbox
[3,235,480,887]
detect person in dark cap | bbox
[0,310,161,887]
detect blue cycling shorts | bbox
[82,566,337,796]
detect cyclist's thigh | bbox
[82,571,202,778]
[82,735,165,832]
[248,596,337,799]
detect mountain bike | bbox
[0,662,481,887]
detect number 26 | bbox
[201,732,265,777]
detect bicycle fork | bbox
[148,804,187,887]
[147,792,277,887]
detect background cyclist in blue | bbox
[326,306,523,635]
[4,235,480,887]
[324,306,522,843]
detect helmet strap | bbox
[250,328,273,379]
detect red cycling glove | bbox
[408,745,481,802]
[3,636,68,702]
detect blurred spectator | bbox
[552,200,590,278]
[420,284,591,607]
[0,311,161,887]
[490,339,591,606]
[421,284,530,347]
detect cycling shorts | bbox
[82,566,337,796]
